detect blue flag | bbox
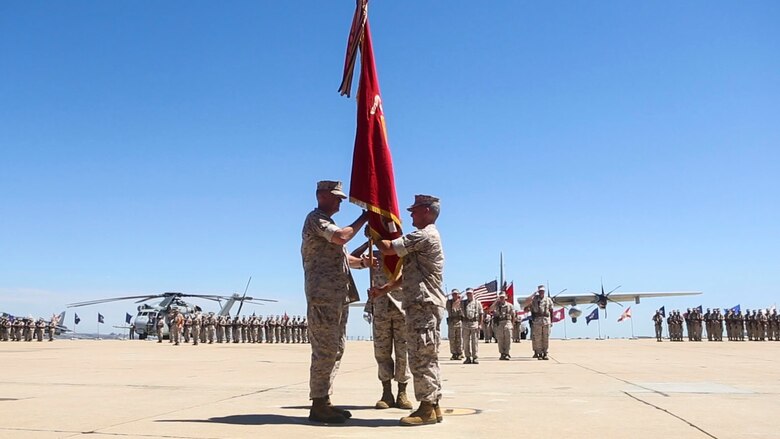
[658,306,666,317]
[694,305,703,313]
[74,313,81,325]
[586,308,599,325]
[98,313,105,324]
[730,304,740,313]
[125,313,132,324]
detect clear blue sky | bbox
[1,1,778,339]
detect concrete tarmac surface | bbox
[1,338,778,439]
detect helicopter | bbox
[67,279,276,339]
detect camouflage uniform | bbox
[652,311,664,341]
[191,313,201,345]
[391,222,446,404]
[155,315,165,343]
[482,313,493,343]
[206,314,216,344]
[35,318,45,342]
[445,293,464,359]
[365,264,410,385]
[461,294,483,362]
[0,317,9,341]
[531,293,554,358]
[301,207,357,400]
[490,297,515,359]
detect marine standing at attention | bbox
[371,194,446,426]
[531,285,554,360]
[461,288,483,364]
[301,180,369,424]
[361,248,412,411]
[446,289,464,360]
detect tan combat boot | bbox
[399,401,437,426]
[395,382,413,409]
[375,380,395,409]
[434,402,443,423]
[325,396,352,419]
[309,397,346,424]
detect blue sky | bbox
[1,1,778,339]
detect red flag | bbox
[345,14,402,278]
[504,282,514,306]
[552,308,565,323]
[617,307,632,322]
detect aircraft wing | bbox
[551,291,701,307]
[603,291,702,304]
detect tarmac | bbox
[1,338,778,439]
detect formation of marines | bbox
[653,307,779,342]
[152,310,310,345]
[0,315,59,342]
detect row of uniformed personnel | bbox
[0,316,59,342]
[154,310,309,346]
[652,308,780,341]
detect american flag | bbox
[471,280,498,309]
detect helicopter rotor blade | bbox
[67,295,160,307]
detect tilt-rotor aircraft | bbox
[522,283,702,322]
[67,285,276,339]
[0,311,70,335]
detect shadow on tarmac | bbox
[158,414,399,427]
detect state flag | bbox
[125,313,132,324]
[98,313,105,324]
[658,306,666,317]
[551,308,565,323]
[617,307,632,322]
[74,313,81,325]
[586,308,599,325]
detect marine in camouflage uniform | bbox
[301,180,368,424]
[191,312,201,345]
[372,194,445,426]
[445,290,464,360]
[0,317,9,341]
[461,288,483,364]
[362,249,412,410]
[489,292,515,360]
[531,285,554,360]
[652,310,664,341]
[155,315,165,343]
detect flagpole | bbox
[499,252,504,294]
[563,310,568,340]
[630,314,635,339]
[597,311,602,340]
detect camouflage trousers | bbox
[462,323,480,359]
[483,323,493,342]
[405,303,444,403]
[373,305,411,383]
[171,327,181,345]
[654,323,663,341]
[307,303,348,399]
[496,322,512,355]
[532,320,550,355]
[192,325,200,345]
[448,321,463,355]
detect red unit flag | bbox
[552,308,566,323]
[342,3,402,278]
